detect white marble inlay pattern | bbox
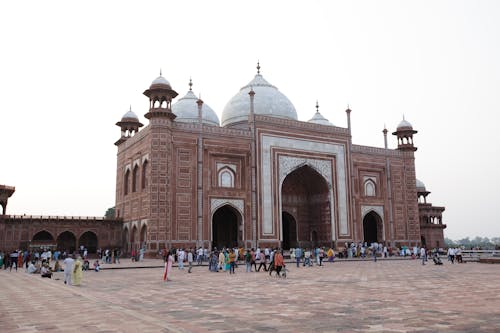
[210,198,244,216]
[278,156,332,188]
[261,135,348,236]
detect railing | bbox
[461,250,499,261]
[2,215,117,221]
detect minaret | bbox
[249,81,257,248]
[196,83,204,248]
[143,71,178,251]
[143,70,178,121]
[345,105,356,241]
[383,125,395,243]
[115,106,143,146]
[392,116,418,151]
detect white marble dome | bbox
[172,90,220,126]
[416,179,426,191]
[150,75,171,88]
[397,118,413,130]
[308,111,333,126]
[221,74,297,127]
[121,109,140,122]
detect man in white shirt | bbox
[197,247,204,265]
[178,249,185,269]
[63,254,75,285]
[187,249,193,273]
[420,247,426,265]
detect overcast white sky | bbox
[1,1,499,240]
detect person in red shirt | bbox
[274,249,285,277]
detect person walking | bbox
[228,249,237,274]
[294,247,302,267]
[256,251,267,272]
[63,254,75,285]
[420,246,426,265]
[9,250,18,271]
[273,249,285,277]
[187,248,193,273]
[163,249,174,281]
[72,256,83,286]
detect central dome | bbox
[221,73,297,127]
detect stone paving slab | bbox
[1,260,499,332]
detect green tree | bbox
[105,207,115,219]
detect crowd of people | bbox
[0,241,468,286]
[0,246,115,286]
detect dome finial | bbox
[257,60,261,74]
[403,114,405,121]
[189,77,193,91]
[316,100,319,113]
[160,68,162,76]
[129,105,132,112]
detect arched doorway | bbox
[32,230,55,249]
[421,235,426,247]
[32,230,54,242]
[212,205,241,249]
[363,211,383,244]
[282,211,297,249]
[281,165,331,248]
[122,228,129,252]
[140,225,147,249]
[79,231,98,254]
[57,231,76,253]
[131,226,139,251]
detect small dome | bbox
[308,110,333,126]
[221,73,297,127]
[397,118,413,130]
[416,179,426,191]
[121,109,140,122]
[172,90,220,126]
[150,75,171,88]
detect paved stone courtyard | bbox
[1,259,499,332]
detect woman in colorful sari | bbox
[163,250,173,281]
[224,250,230,271]
[327,247,335,262]
[72,256,83,286]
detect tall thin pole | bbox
[249,87,257,248]
[196,97,204,248]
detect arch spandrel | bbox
[278,156,333,190]
[210,198,244,217]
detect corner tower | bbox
[143,72,178,252]
[392,117,418,151]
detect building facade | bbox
[115,66,447,254]
[0,66,446,253]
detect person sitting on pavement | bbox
[41,264,53,278]
[94,259,101,272]
[27,261,37,274]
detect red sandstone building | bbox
[0,65,446,253]
[114,65,446,254]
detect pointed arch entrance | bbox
[57,231,76,253]
[282,212,297,249]
[212,204,241,249]
[131,225,139,251]
[140,225,147,249]
[79,231,98,253]
[363,211,383,244]
[122,227,129,251]
[281,165,331,248]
